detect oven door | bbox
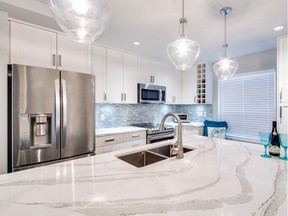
[147,132,174,144]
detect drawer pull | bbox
[132,135,140,138]
[105,138,115,142]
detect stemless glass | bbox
[259,132,272,158]
[279,133,288,161]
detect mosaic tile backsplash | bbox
[96,104,213,129]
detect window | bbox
[218,69,276,142]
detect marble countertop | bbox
[0,135,287,216]
[96,126,147,137]
[166,122,204,127]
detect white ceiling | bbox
[1,0,287,64]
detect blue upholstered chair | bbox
[203,120,228,139]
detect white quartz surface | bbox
[167,122,204,127]
[0,135,287,216]
[96,126,146,137]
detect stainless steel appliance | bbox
[131,123,175,144]
[174,114,190,123]
[8,64,95,172]
[138,83,166,103]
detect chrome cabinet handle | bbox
[53,54,56,66]
[132,134,140,138]
[121,93,123,101]
[104,92,107,101]
[153,76,155,83]
[58,55,62,67]
[280,87,282,103]
[61,79,67,148]
[124,93,126,101]
[105,138,115,142]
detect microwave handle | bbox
[159,89,162,102]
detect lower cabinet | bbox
[95,131,146,155]
[183,126,204,137]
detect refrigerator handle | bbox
[54,79,61,149]
[62,79,67,148]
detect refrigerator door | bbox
[9,64,60,171]
[60,71,95,158]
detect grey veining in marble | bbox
[95,104,213,129]
[0,136,286,216]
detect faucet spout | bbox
[159,112,184,159]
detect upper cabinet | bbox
[182,65,197,104]
[10,21,57,69]
[92,44,107,103]
[277,35,288,134]
[10,21,91,74]
[137,57,165,86]
[165,64,182,104]
[57,33,91,74]
[123,53,138,103]
[277,35,288,104]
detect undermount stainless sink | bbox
[117,151,167,168]
[117,144,195,168]
[149,144,194,158]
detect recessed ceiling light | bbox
[273,25,284,31]
[133,41,140,46]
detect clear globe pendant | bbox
[50,0,111,43]
[213,58,238,80]
[167,38,200,70]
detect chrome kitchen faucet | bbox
[159,112,184,159]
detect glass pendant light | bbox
[213,7,238,80]
[167,0,200,70]
[49,0,111,43]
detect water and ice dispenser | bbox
[19,114,52,150]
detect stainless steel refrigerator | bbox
[8,64,95,172]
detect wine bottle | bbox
[269,121,280,156]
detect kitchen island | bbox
[0,135,287,216]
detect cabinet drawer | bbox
[96,134,123,147]
[123,131,146,142]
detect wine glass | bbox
[259,132,272,158]
[279,133,288,161]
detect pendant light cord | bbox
[180,0,186,37]
[224,12,227,57]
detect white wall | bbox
[213,49,277,120]
[0,11,8,174]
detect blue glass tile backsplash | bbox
[96,104,213,129]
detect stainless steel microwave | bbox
[138,83,166,103]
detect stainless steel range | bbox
[131,123,175,144]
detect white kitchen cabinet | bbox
[106,49,138,103]
[95,131,146,155]
[277,35,288,134]
[277,36,288,104]
[10,21,57,69]
[92,44,107,103]
[165,64,182,104]
[123,53,138,103]
[106,49,123,103]
[183,125,204,136]
[57,33,91,74]
[10,21,91,74]
[151,60,165,85]
[137,57,152,84]
[182,65,197,104]
[137,57,165,85]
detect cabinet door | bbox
[92,44,107,103]
[106,49,123,103]
[182,65,197,104]
[137,57,152,84]
[165,64,182,104]
[277,36,288,103]
[123,53,138,103]
[57,33,92,74]
[151,61,165,85]
[10,21,57,69]
[279,105,288,133]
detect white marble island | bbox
[0,135,287,216]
